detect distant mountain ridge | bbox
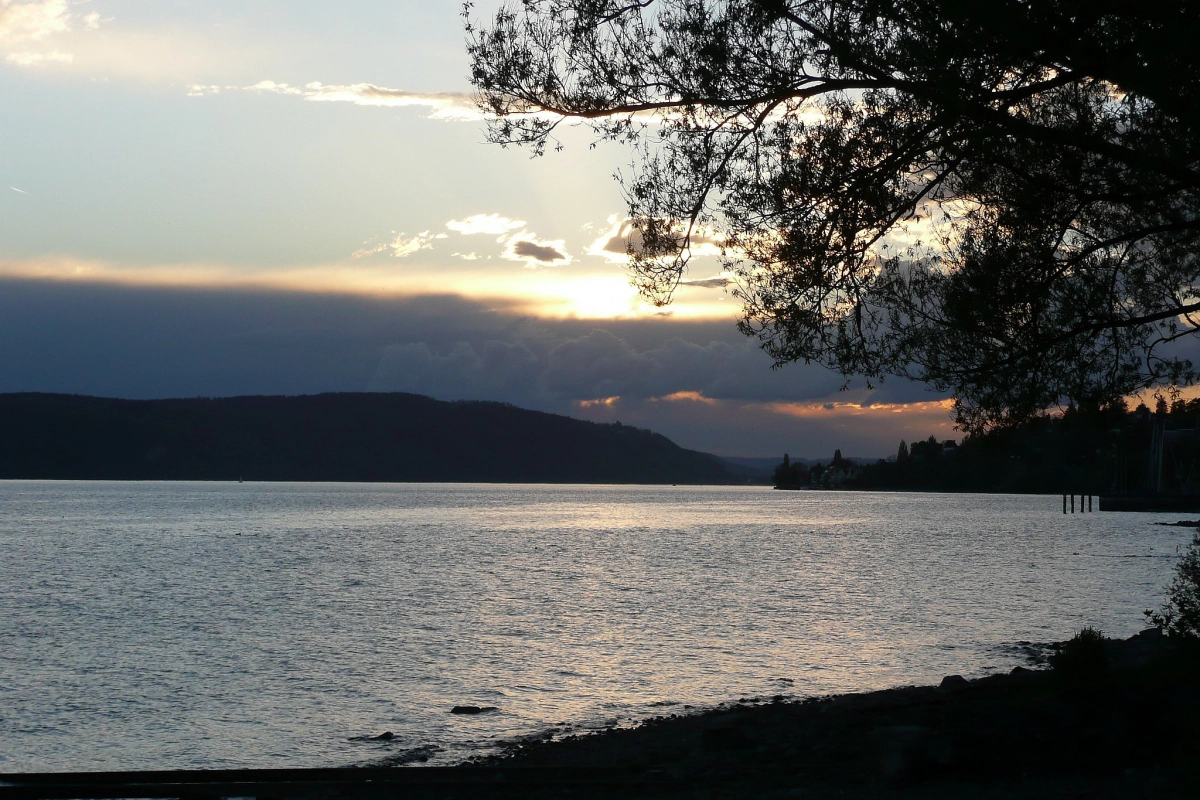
[0,392,739,484]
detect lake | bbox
[0,481,1190,772]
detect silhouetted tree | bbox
[774,452,811,488]
[897,440,910,463]
[1147,532,1200,638]
[467,1,1200,431]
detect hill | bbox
[0,393,738,484]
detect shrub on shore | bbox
[1145,532,1200,639]
[1050,627,1108,678]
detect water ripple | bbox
[0,482,1189,771]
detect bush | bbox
[1145,533,1200,639]
[1050,627,1108,678]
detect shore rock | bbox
[451,705,498,715]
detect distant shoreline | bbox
[0,477,1112,497]
[0,392,739,485]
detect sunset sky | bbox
[0,0,964,457]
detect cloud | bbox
[1,6,263,84]
[0,276,965,456]
[186,84,225,97]
[369,325,855,411]
[650,390,718,404]
[539,329,859,403]
[0,0,71,42]
[243,79,302,96]
[446,213,527,236]
[233,80,481,120]
[578,396,619,408]
[352,231,443,259]
[358,325,956,456]
[5,48,69,65]
[759,398,957,418]
[586,216,725,264]
[368,340,542,398]
[0,255,700,320]
[679,276,729,289]
[502,234,570,268]
[543,330,649,399]
[0,0,97,69]
[445,214,573,268]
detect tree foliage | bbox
[1147,532,1200,639]
[466,1,1200,430]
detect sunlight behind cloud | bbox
[0,256,737,321]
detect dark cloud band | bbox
[0,278,965,456]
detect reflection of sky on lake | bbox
[0,482,1187,771]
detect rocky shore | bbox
[449,629,1198,798]
[3,632,1194,800]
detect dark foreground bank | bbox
[2,632,1196,800]
[466,629,1200,798]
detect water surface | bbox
[0,481,1189,771]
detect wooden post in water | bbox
[1088,494,1093,512]
[1063,494,1067,514]
[1071,494,1075,513]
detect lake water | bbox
[0,481,1192,772]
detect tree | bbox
[1146,532,1200,639]
[466,1,1200,431]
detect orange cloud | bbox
[577,396,620,408]
[760,398,955,418]
[650,390,717,404]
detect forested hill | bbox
[0,393,738,484]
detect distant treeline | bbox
[777,398,1200,494]
[0,392,739,484]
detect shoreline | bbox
[2,632,1195,799]
[460,629,1198,798]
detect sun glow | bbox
[0,257,736,321]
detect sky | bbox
[0,0,963,458]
